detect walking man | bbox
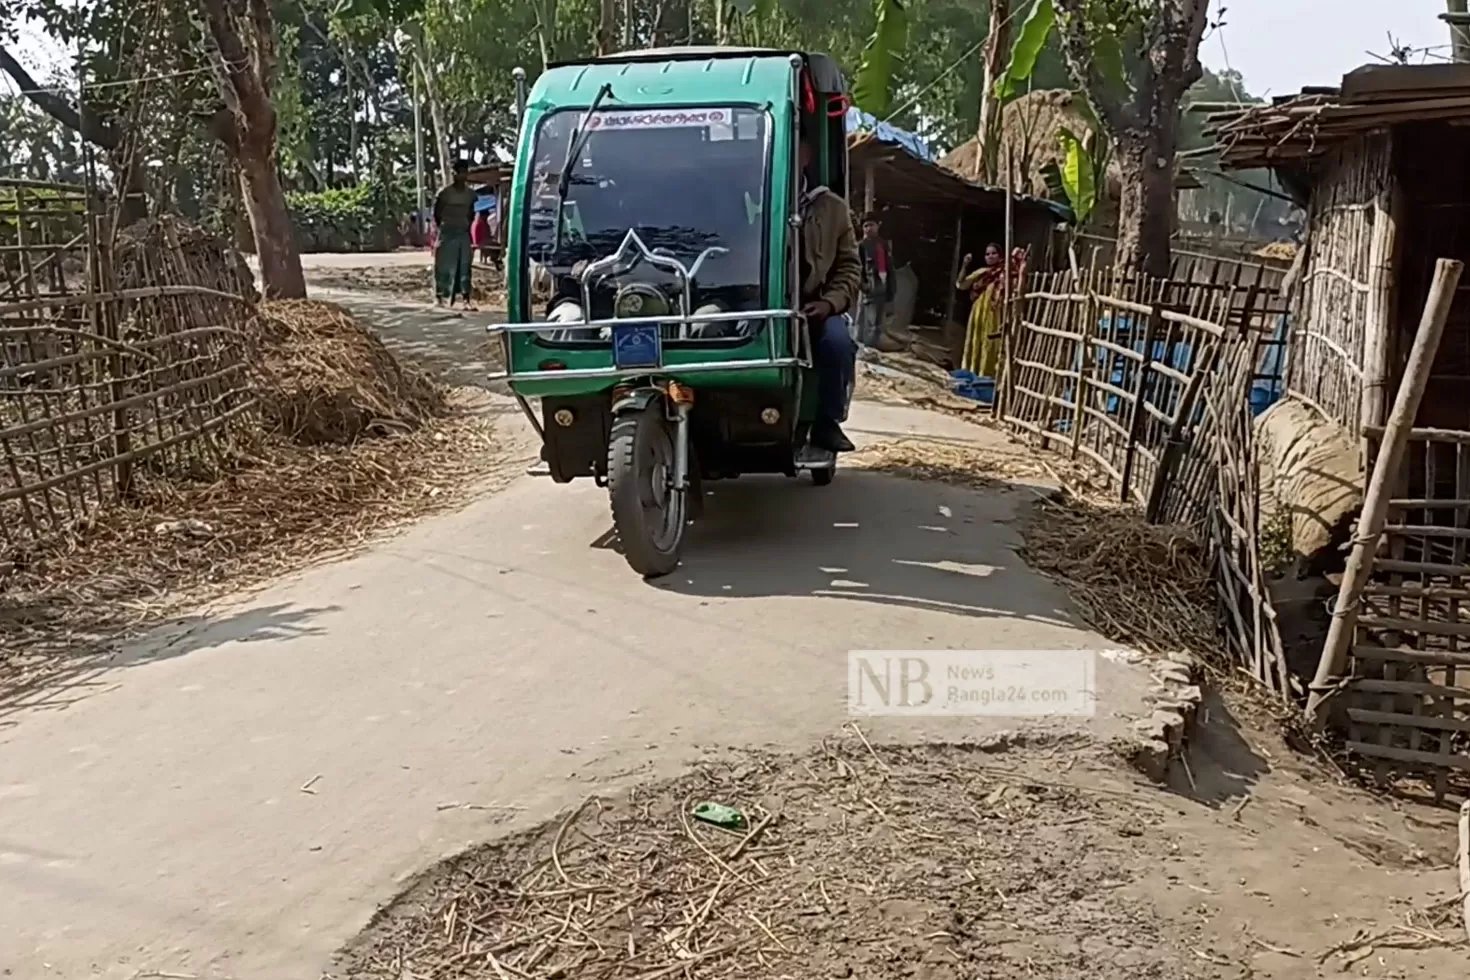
[857,212,894,348]
[433,160,478,310]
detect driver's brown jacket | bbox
[799,186,862,317]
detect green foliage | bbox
[852,0,908,118]
[1056,126,1096,224]
[287,183,403,252]
[994,0,1054,101]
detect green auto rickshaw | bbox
[488,47,855,577]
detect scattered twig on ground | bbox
[1019,490,1215,661]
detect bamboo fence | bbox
[0,180,258,551]
[1003,266,1260,523]
[1345,426,1470,799]
[1001,261,1294,695]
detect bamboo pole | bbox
[1304,258,1464,730]
[1458,799,1469,942]
[1360,180,1401,457]
[995,145,1014,419]
[945,211,964,333]
[1119,306,1160,504]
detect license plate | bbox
[612,322,662,370]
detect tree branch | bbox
[194,0,275,140]
[0,43,121,150]
[1051,0,1137,134]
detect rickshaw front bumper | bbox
[484,308,810,384]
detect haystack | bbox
[115,215,259,303]
[248,300,446,445]
[941,89,1205,233]
[941,90,1102,198]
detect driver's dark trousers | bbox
[813,313,857,424]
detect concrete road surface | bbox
[0,394,1154,979]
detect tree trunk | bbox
[413,45,453,187]
[239,146,306,298]
[975,0,1011,183]
[1052,0,1208,278]
[598,0,618,55]
[1113,133,1175,278]
[347,77,360,180]
[534,0,559,71]
[196,0,306,299]
[653,0,684,46]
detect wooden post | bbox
[1146,340,1219,522]
[1119,305,1161,504]
[1360,179,1401,455]
[995,146,1016,419]
[1304,258,1464,729]
[1447,0,1470,63]
[863,161,876,215]
[945,210,964,333]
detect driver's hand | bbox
[802,299,834,321]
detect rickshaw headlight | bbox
[553,408,575,427]
[760,408,780,425]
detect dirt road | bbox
[4,265,1459,979]
[0,334,1155,979]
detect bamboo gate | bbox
[998,256,1298,700]
[0,178,259,553]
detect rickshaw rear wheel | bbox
[607,405,687,578]
[810,465,834,486]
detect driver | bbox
[797,133,862,453]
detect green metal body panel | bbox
[503,52,805,400]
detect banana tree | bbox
[852,0,908,119]
[976,0,1054,183]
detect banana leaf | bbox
[852,0,909,118]
[994,0,1055,102]
[1058,126,1096,225]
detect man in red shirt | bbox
[857,212,895,348]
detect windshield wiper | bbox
[553,83,614,251]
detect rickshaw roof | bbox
[538,48,846,105]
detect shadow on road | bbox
[646,469,1075,628]
[1166,690,1272,805]
[0,603,337,725]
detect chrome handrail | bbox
[485,307,800,334]
[486,356,804,384]
[486,307,811,384]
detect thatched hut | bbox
[846,113,1068,362]
[1209,62,1470,434]
[940,89,1199,236]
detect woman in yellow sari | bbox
[957,243,1007,378]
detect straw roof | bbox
[1206,63,1470,172]
[941,89,1209,207]
[940,91,1101,197]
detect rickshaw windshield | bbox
[524,106,770,303]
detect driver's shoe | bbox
[811,419,855,454]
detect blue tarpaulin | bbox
[845,107,936,162]
[474,193,497,213]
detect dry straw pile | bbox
[332,733,1218,980]
[250,300,447,443]
[1,298,508,696]
[1020,492,1216,660]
